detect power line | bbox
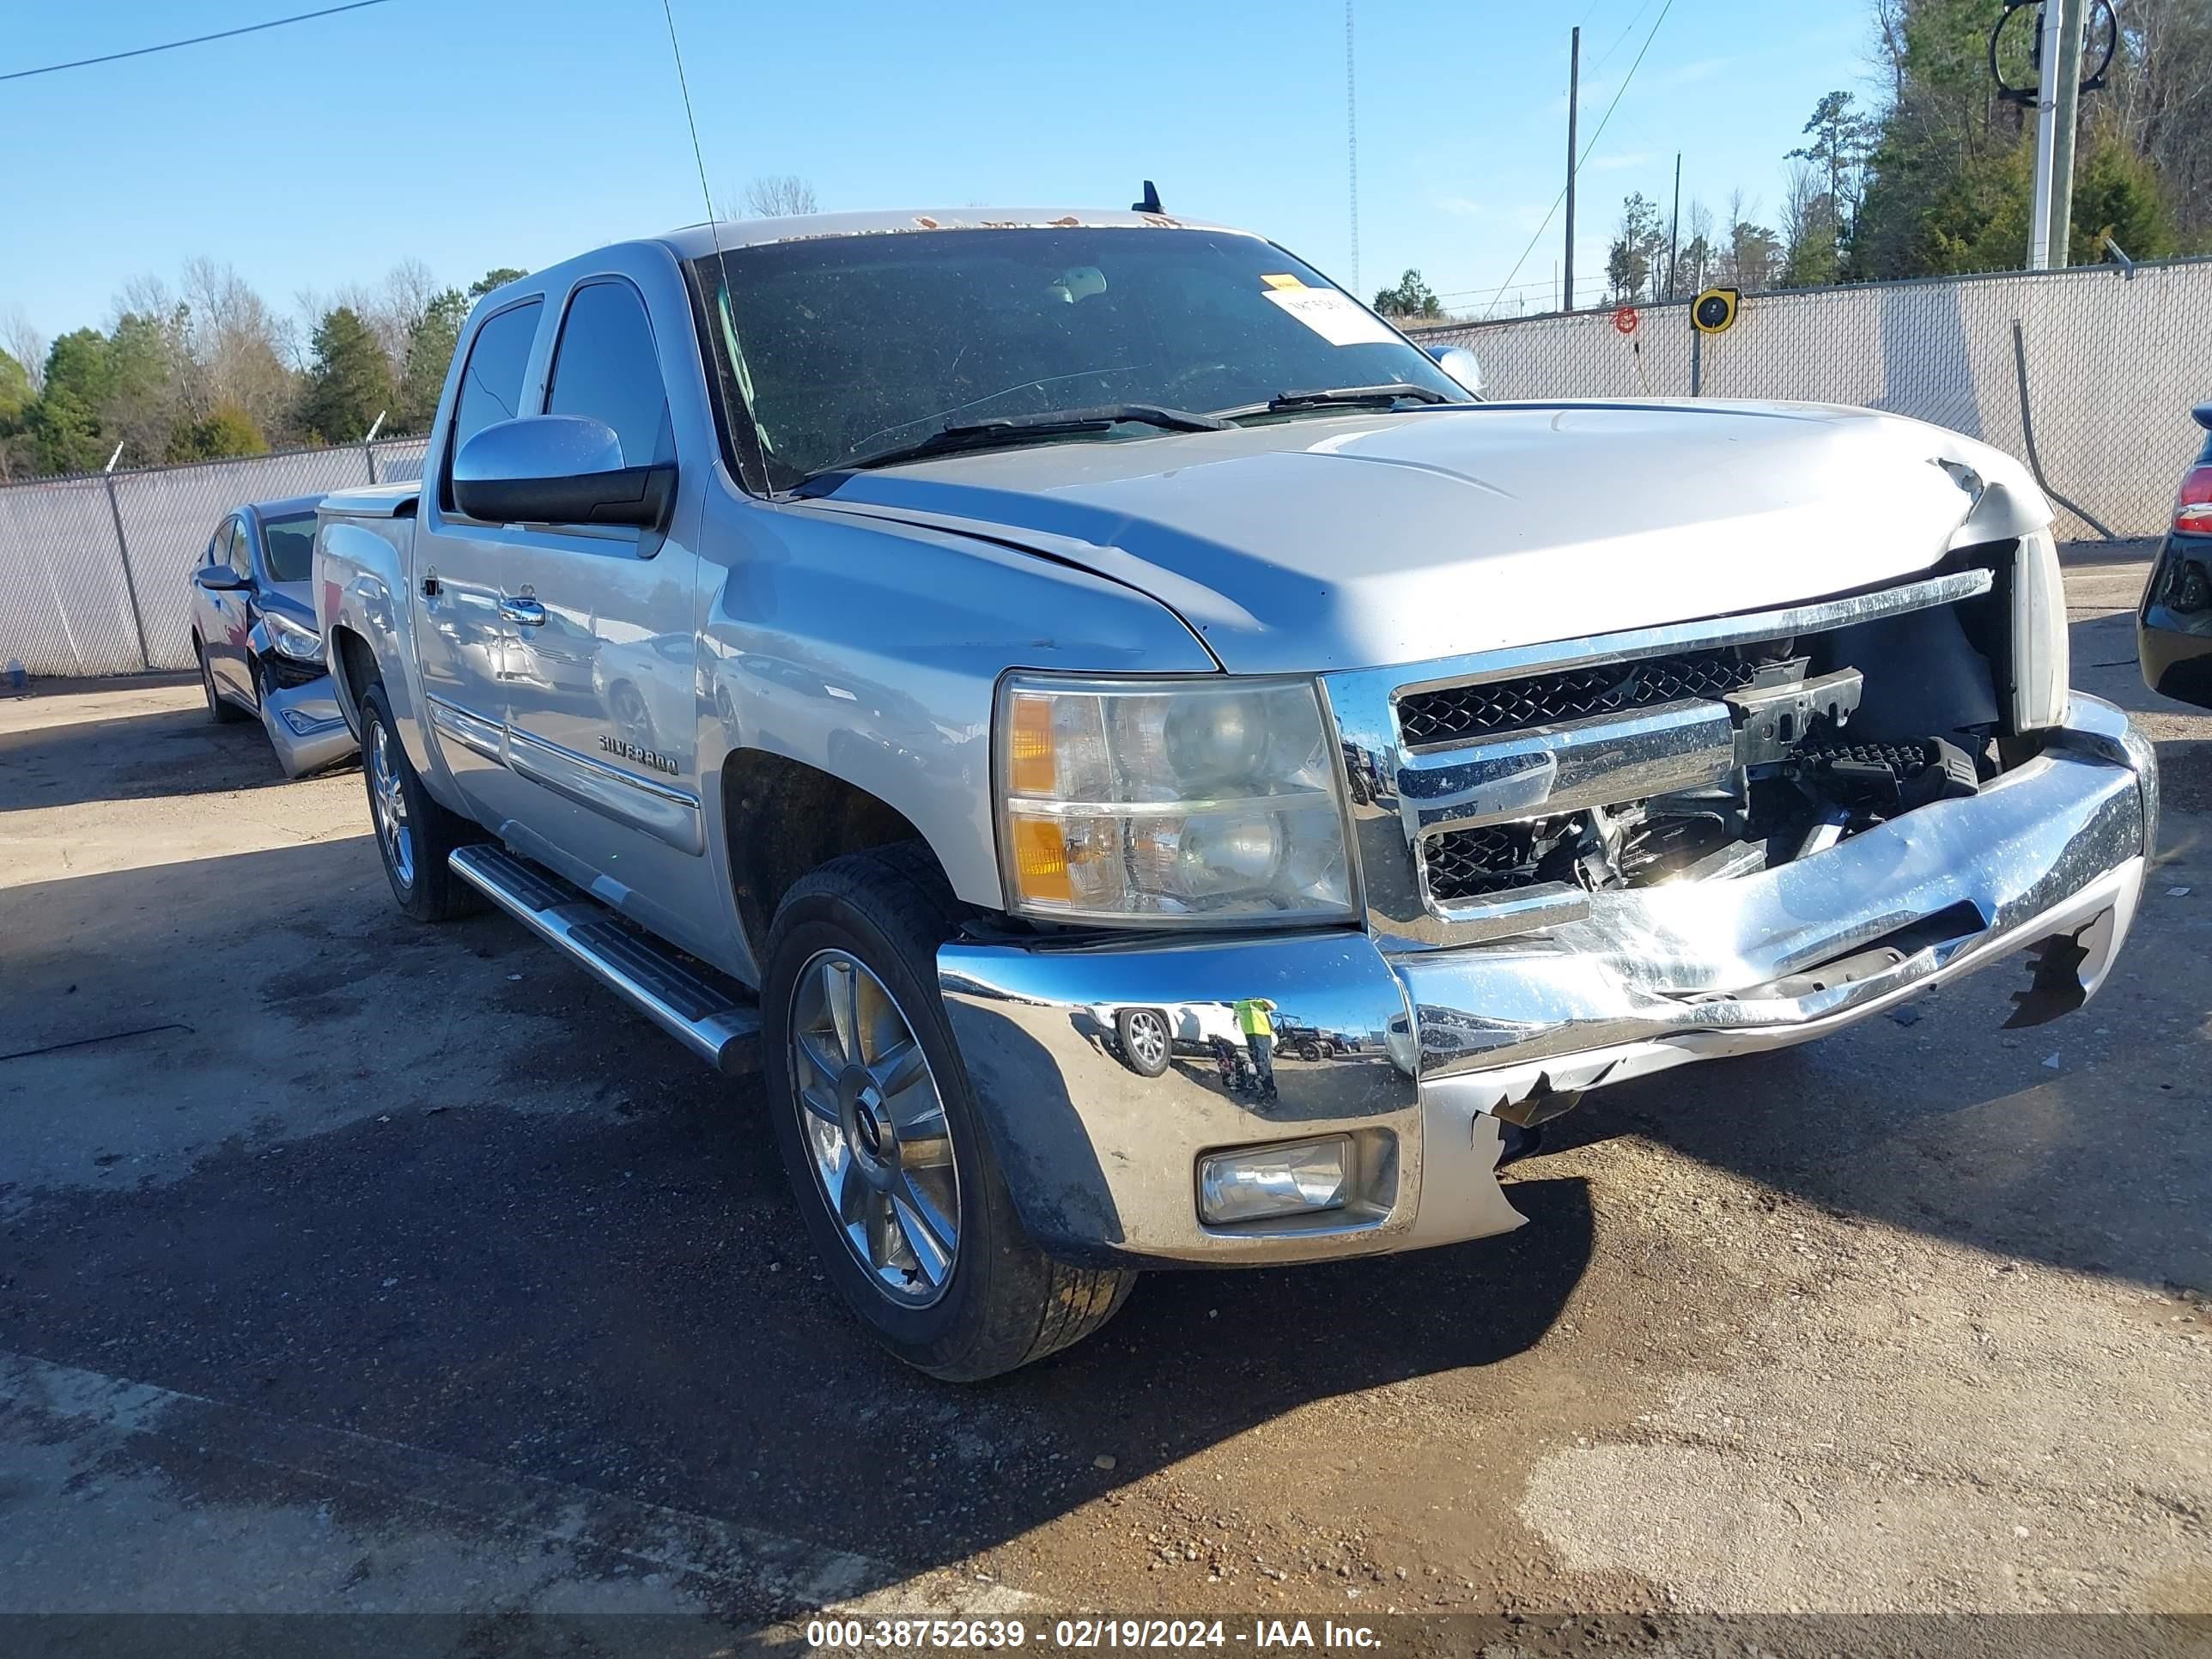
[1473,0,1677,320]
[0,1,395,84]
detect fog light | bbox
[1197,1136,1352,1224]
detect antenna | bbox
[1345,0,1359,293]
[1132,180,1163,214]
[661,0,727,270]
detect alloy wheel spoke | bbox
[892,1188,952,1285]
[797,1030,844,1087]
[892,1099,952,1170]
[799,1083,841,1125]
[869,1038,928,1101]
[824,960,861,1065]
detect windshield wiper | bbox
[798,404,1231,489]
[1216,383,1455,420]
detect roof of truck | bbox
[656,207,1254,261]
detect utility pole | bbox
[1666,152,1682,301]
[2026,0,2066,269]
[1563,26,1580,312]
[2048,0,2087,267]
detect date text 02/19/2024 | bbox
[800,1619,1382,1650]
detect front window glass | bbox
[694,228,1462,490]
[259,513,316,581]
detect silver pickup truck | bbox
[317,207,2157,1379]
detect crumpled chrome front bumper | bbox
[259,674,359,778]
[939,695,2154,1267]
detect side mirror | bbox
[453,415,676,531]
[194,563,250,592]
[1425,344,1486,398]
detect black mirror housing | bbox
[452,415,676,531]
[194,563,250,592]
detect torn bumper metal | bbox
[939,695,2154,1268]
[258,674,359,778]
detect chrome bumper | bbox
[939,695,2154,1267]
[260,675,359,778]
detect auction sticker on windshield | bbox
[1263,285,1398,347]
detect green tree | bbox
[166,402,268,462]
[468,267,528,301]
[29,330,115,473]
[1606,193,1666,301]
[299,306,393,443]
[397,288,468,431]
[1787,91,1874,270]
[1371,269,1442,319]
[0,349,29,428]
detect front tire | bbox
[196,635,247,723]
[763,844,1134,1380]
[358,680,481,922]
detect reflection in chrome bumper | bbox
[939,696,2154,1267]
[261,675,359,778]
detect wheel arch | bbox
[720,748,946,965]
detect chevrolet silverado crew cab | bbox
[316,207,2157,1380]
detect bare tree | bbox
[180,258,298,435]
[738,173,819,217]
[1,304,47,391]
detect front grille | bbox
[1397,650,1761,747]
[260,652,327,690]
[1423,823,1540,902]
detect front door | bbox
[410,295,545,825]
[497,276,703,861]
[204,518,257,702]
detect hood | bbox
[805,401,2050,674]
[256,581,318,629]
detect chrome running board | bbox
[448,843,761,1074]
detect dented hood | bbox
[806,399,2051,675]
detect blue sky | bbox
[2,0,1875,348]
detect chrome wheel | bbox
[789,949,959,1306]
[1122,1009,1168,1072]
[368,720,416,890]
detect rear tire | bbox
[196,635,247,723]
[763,843,1135,1380]
[358,680,481,922]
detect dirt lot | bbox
[2,548,2208,1643]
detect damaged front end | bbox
[1328,522,2154,1121]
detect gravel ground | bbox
[0,547,2206,1643]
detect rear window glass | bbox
[260,513,317,582]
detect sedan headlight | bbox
[997,674,1354,924]
[264,610,325,665]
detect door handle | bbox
[498,596,547,627]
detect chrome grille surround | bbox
[1320,568,1997,950]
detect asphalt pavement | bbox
[1,546,2205,1650]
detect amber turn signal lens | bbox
[1008,693,1057,796]
[1010,814,1073,902]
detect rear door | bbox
[496,273,703,861]
[410,296,545,822]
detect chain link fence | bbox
[1412,254,2212,545]
[0,438,427,678]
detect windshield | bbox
[692,228,1465,490]
[259,513,316,582]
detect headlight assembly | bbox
[264,610,326,665]
[997,675,1355,925]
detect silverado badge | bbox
[601,735,680,776]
